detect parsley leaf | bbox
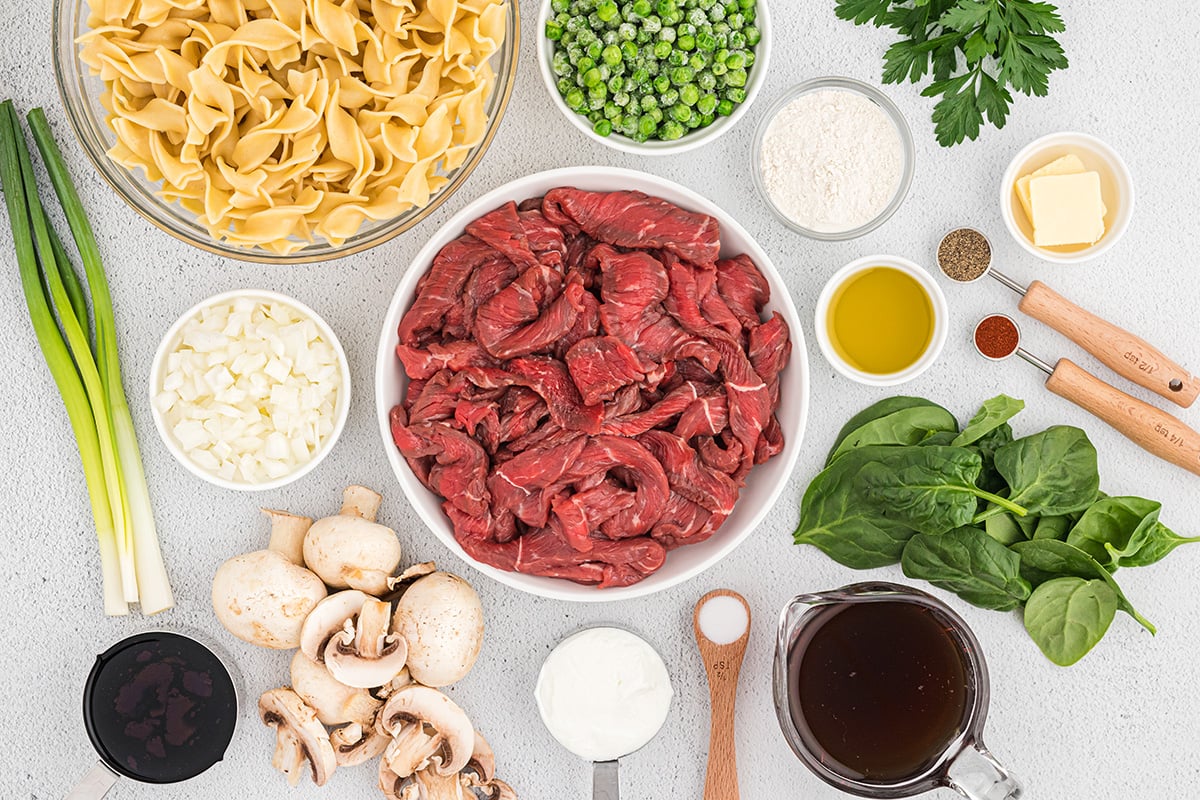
[834,0,1070,146]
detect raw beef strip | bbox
[565,336,648,406]
[555,284,600,357]
[755,414,785,464]
[639,430,739,515]
[398,234,496,345]
[543,188,721,265]
[674,390,728,439]
[466,201,541,271]
[390,413,490,517]
[748,312,791,405]
[460,253,519,334]
[600,381,708,437]
[396,340,493,381]
[474,266,583,359]
[518,209,568,267]
[697,435,741,475]
[555,435,669,537]
[489,437,587,528]
[595,245,669,340]
[508,357,604,434]
[716,254,770,327]
[700,279,744,340]
[650,493,715,549]
[497,387,547,444]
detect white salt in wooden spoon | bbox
[694,589,751,800]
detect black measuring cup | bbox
[66,630,239,798]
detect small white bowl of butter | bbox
[1000,131,1134,264]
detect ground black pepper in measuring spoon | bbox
[937,228,992,282]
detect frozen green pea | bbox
[679,83,700,105]
[660,120,685,139]
[716,98,733,115]
[725,67,746,87]
[594,118,613,136]
[696,93,718,114]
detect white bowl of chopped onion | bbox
[149,290,351,491]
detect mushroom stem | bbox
[340,485,382,522]
[264,509,313,566]
[355,598,392,659]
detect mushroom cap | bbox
[392,572,484,687]
[258,688,337,787]
[465,731,496,784]
[289,650,380,727]
[377,685,475,777]
[212,550,326,649]
[302,513,402,595]
[325,622,409,689]
[329,721,390,767]
[299,589,371,662]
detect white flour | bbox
[759,88,903,233]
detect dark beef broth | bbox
[787,600,970,783]
[85,632,236,783]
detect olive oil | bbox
[786,600,969,783]
[828,267,934,374]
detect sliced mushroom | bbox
[289,650,380,727]
[303,486,402,595]
[330,720,390,767]
[258,688,337,787]
[377,685,475,777]
[391,572,484,687]
[478,779,517,800]
[325,597,409,688]
[382,724,440,779]
[212,511,326,649]
[387,561,438,592]
[379,759,408,800]
[463,731,495,785]
[374,667,413,702]
[299,589,371,663]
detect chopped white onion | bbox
[158,298,342,484]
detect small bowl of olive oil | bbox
[815,255,948,386]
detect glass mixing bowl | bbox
[51,0,520,264]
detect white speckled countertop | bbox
[2,2,1199,798]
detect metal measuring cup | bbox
[937,227,1200,407]
[773,582,1022,800]
[973,314,1200,476]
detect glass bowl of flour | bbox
[752,77,915,240]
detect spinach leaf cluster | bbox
[795,395,1199,666]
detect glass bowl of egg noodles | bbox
[752,76,914,241]
[52,0,519,263]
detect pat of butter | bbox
[1030,171,1106,247]
[1016,154,1088,221]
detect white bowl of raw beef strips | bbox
[375,166,809,602]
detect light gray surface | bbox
[1,2,1198,799]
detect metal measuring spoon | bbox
[940,227,1200,407]
[974,314,1200,476]
[535,627,673,800]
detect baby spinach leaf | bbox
[1106,521,1200,569]
[1066,496,1161,567]
[1011,539,1154,634]
[970,422,1014,496]
[855,446,1027,534]
[795,446,918,568]
[984,511,1026,546]
[902,527,1032,611]
[826,402,958,465]
[1034,515,1072,541]
[921,429,959,447]
[953,394,1025,447]
[1024,577,1116,666]
[993,426,1100,517]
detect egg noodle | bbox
[79,0,506,253]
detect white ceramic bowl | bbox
[814,255,948,387]
[149,290,351,491]
[375,167,809,602]
[1000,131,1134,264]
[535,0,772,156]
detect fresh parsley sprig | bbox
[835,0,1069,146]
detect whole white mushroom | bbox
[304,486,403,595]
[391,571,484,687]
[212,510,327,649]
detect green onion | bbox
[0,102,174,616]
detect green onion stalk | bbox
[0,102,173,615]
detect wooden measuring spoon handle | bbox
[1047,359,1200,476]
[1020,280,1200,407]
[703,669,741,800]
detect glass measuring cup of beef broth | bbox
[773,582,1021,799]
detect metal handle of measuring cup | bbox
[64,762,118,800]
[944,740,1022,800]
[593,761,619,800]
